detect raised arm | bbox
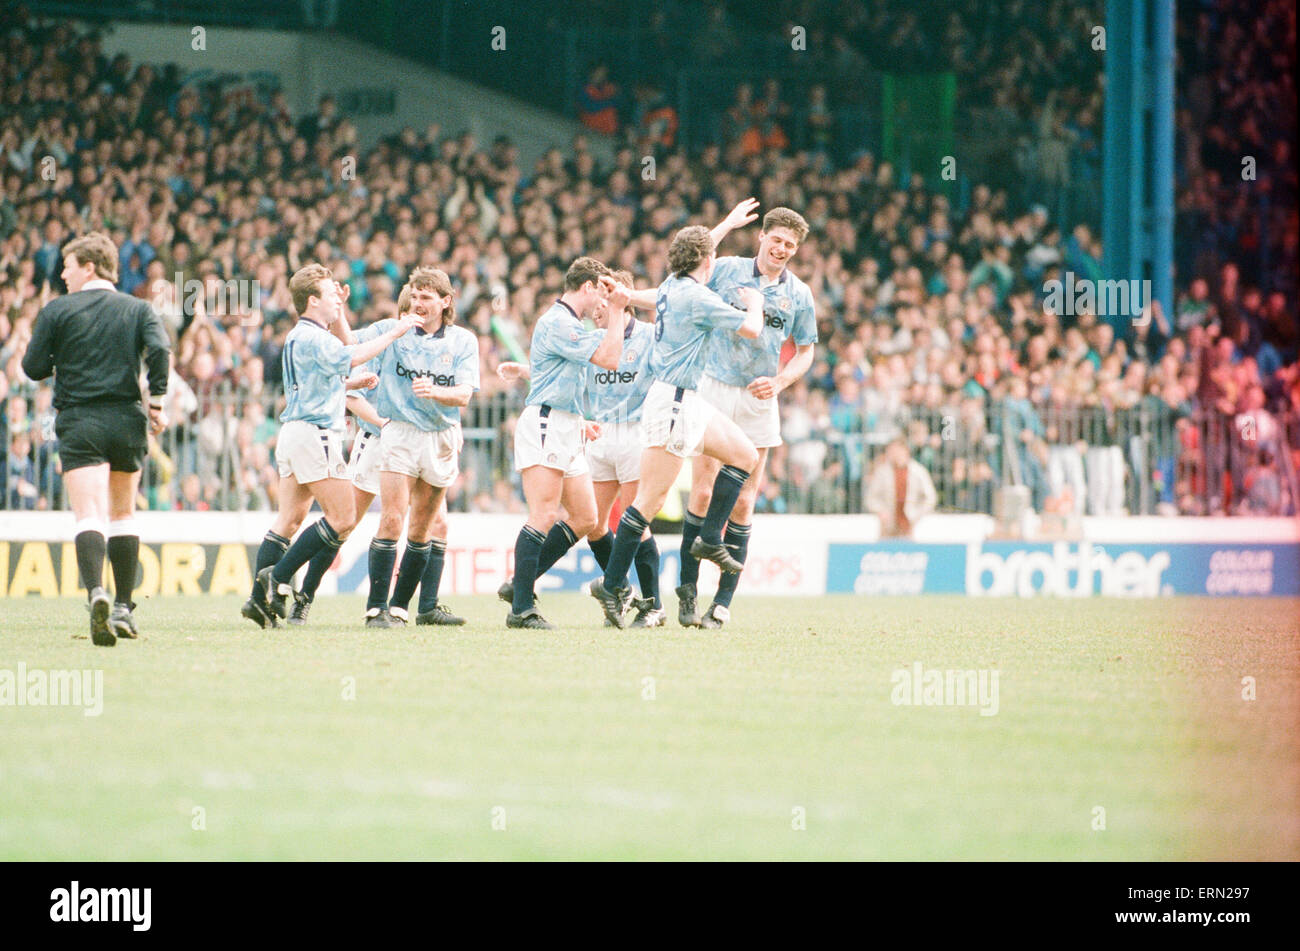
[710,197,760,251]
[348,314,419,367]
[588,280,631,370]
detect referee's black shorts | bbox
[55,401,149,473]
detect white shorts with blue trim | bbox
[277,420,347,483]
[347,428,382,495]
[640,380,715,459]
[586,419,642,483]
[699,373,781,448]
[514,404,589,478]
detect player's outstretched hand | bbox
[347,371,379,391]
[724,197,760,231]
[411,377,435,399]
[393,313,421,337]
[496,361,527,384]
[598,275,631,311]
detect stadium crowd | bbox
[1,4,1296,520]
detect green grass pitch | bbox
[2,594,1296,860]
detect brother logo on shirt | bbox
[594,369,638,385]
[395,362,455,385]
[764,312,785,330]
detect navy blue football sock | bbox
[534,521,578,577]
[712,521,751,607]
[366,537,399,611]
[700,465,749,545]
[678,509,704,586]
[389,539,433,613]
[634,534,662,608]
[417,538,448,614]
[274,520,341,587]
[301,543,335,600]
[589,531,613,572]
[252,531,290,599]
[511,525,547,614]
[602,506,648,592]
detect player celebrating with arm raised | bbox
[348,267,479,628]
[244,264,418,628]
[505,257,628,630]
[588,225,764,629]
[677,205,817,628]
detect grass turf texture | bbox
[2,594,1297,860]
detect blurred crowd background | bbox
[1,1,1296,523]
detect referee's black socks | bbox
[252,531,290,600]
[700,465,749,545]
[73,520,106,598]
[107,519,140,605]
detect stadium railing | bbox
[3,387,1295,518]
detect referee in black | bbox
[21,232,171,646]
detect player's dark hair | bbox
[63,232,119,282]
[762,207,810,243]
[564,256,610,292]
[668,226,714,277]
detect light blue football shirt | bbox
[279,318,355,430]
[585,316,656,424]
[703,256,817,387]
[355,319,480,432]
[525,299,605,418]
[648,274,747,391]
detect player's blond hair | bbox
[667,226,714,277]
[64,232,119,282]
[289,263,333,316]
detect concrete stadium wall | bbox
[2,514,1297,599]
[94,22,611,166]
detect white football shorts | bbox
[379,419,462,488]
[699,373,781,448]
[276,420,347,483]
[514,403,588,477]
[586,419,643,483]
[347,428,382,495]
[640,380,715,459]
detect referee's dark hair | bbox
[64,232,119,283]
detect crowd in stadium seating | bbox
[1,5,1296,519]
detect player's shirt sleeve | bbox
[351,318,392,345]
[792,285,818,346]
[691,285,746,333]
[547,315,604,365]
[315,329,353,377]
[455,331,480,390]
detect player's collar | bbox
[416,322,447,338]
[78,279,116,292]
[752,258,788,284]
[623,314,636,339]
[555,298,581,320]
[299,316,329,331]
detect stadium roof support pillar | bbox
[1103,0,1175,335]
